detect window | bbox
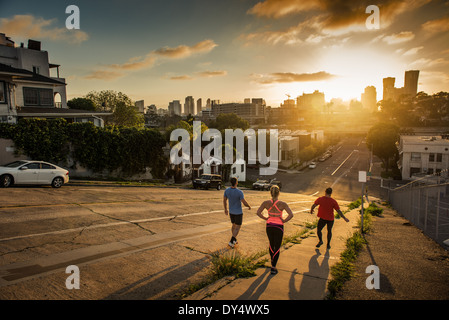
[32,66,40,74]
[23,87,54,106]
[0,81,5,103]
[429,154,435,162]
[241,164,244,172]
[41,163,56,169]
[233,167,237,174]
[411,153,421,161]
[23,87,39,105]
[25,163,41,170]
[436,153,442,162]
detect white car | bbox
[0,160,69,188]
[309,162,317,169]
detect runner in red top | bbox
[310,188,349,249]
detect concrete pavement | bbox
[185,208,361,300]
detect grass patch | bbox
[209,249,267,280]
[326,203,382,299]
[327,231,367,299]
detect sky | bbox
[1,0,449,108]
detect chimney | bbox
[27,39,41,51]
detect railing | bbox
[388,177,449,247]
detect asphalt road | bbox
[0,136,380,300]
[0,185,331,300]
[250,136,383,201]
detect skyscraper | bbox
[404,70,419,98]
[361,86,377,112]
[196,98,202,114]
[184,96,194,115]
[383,77,395,101]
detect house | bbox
[198,156,247,182]
[397,135,449,180]
[230,158,246,182]
[0,33,110,126]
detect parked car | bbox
[252,178,282,191]
[268,178,282,190]
[0,160,69,188]
[309,162,317,169]
[193,174,222,190]
[252,179,268,190]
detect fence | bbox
[388,177,449,247]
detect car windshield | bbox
[200,175,211,180]
[256,180,268,183]
[2,161,28,168]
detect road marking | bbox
[0,201,313,242]
[0,210,311,287]
[309,191,319,196]
[331,150,355,176]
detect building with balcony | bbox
[0,33,109,126]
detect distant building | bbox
[383,70,419,102]
[297,90,325,111]
[168,100,182,116]
[196,98,202,114]
[397,135,449,180]
[361,86,377,112]
[210,98,266,124]
[404,70,420,98]
[184,96,194,115]
[135,100,146,113]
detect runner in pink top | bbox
[257,185,293,274]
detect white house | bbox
[197,156,246,181]
[398,135,449,180]
[230,158,246,182]
[0,33,109,126]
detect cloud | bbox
[422,16,449,34]
[197,70,228,77]
[84,70,123,80]
[85,39,217,81]
[168,70,228,81]
[252,71,336,84]
[402,46,424,56]
[0,14,88,44]
[247,0,322,19]
[377,31,415,44]
[153,39,218,59]
[107,55,157,70]
[169,75,194,81]
[246,0,430,39]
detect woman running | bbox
[256,185,294,274]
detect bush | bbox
[0,119,167,178]
[364,203,383,217]
[208,249,266,280]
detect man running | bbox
[223,177,251,248]
[310,188,349,249]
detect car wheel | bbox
[217,183,221,190]
[52,177,64,188]
[1,175,13,188]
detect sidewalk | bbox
[185,208,361,300]
[185,201,449,300]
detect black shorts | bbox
[230,213,243,225]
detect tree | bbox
[85,90,133,113]
[67,97,97,111]
[208,113,250,132]
[366,122,399,173]
[112,101,144,128]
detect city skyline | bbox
[1,0,448,108]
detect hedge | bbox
[0,118,167,178]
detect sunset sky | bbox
[1,0,448,108]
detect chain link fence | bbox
[387,177,449,247]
